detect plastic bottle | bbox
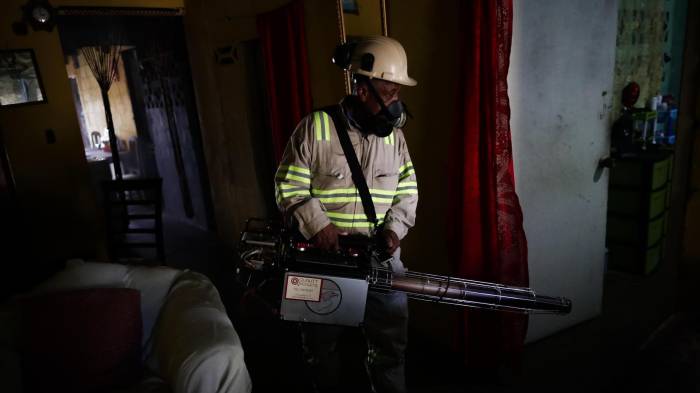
[655,102,668,144]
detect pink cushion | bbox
[20,288,142,393]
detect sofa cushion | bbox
[20,288,143,393]
[33,260,182,348]
[149,271,252,393]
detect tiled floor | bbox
[159,215,696,393]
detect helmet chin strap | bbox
[366,80,399,119]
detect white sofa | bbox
[0,260,252,393]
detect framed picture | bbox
[0,49,47,107]
[343,0,359,15]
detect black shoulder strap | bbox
[323,105,378,229]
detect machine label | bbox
[284,275,322,302]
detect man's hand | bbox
[312,223,347,252]
[382,229,400,255]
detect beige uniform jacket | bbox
[274,99,418,240]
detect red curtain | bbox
[447,0,529,374]
[257,0,313,163]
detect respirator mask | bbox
[350,75,409,137]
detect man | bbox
[274,36,418,393]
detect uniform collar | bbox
[340,96,364,132]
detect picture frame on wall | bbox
[0,49,47,107]
[343,0,359,15]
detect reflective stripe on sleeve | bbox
[395,180,418,195]
[398,162,415,179]
[276,183,311,203]
[279,188,311,199]
[277,165,312,184]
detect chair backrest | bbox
[102,178,165,263]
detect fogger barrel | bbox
[236,219,573,322]
[369,269,572,314]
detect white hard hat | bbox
[349,36,417,87]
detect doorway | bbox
[57,9,215,262]
[605,0,687,274]
[58,7,215,263]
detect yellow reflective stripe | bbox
[326,211,385,227]
[279,165,310,175]
[280,192,311,199]
[281,174,311,184]
[318,197,359,203]
[330,219,384,228]
[276,182,310,202]
[311,187,395,196]
[311,188,395,204]
[279,183,308,190]
[277,184,308,191]
[326,212,386,220]
[314,112,331,141]
[396,179,418,196]
[311,187,357,195]
[398,162,414,175]
[399,168,415,180]
[323,113,331,141]
[277,165,311,183]
[317,196,394,204]
[277,165,312,184]
[325,212,358,219]
[314,112,322,140]
[384,132,395,145]
[280,189,311,198]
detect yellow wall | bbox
[344,0,383,38]
[66,51,138,144]
[305,0,346,107]
[0,0,184,263]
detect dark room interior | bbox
[1,1,699,393]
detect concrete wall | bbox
[509,0,618,342]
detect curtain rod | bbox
[57,6,185,17]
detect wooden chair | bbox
[103,178,165,264]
